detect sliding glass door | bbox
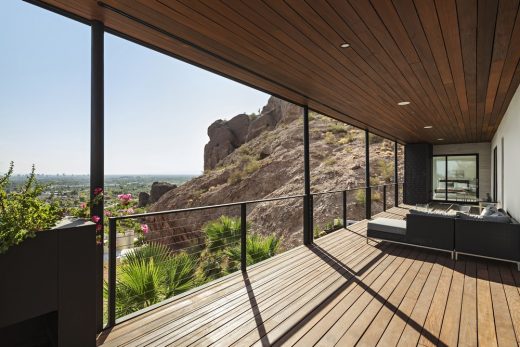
[432,154,479,202]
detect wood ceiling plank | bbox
[198,0,419,136]
[350,0,451,140]
[413,0,467,142]
[147,0,422,138]
[476,0,499,141]
[435,0,473,141]
[393,0,466,143]
[370,0,453,136]
[241,3,426,139]
[482,0,519,139]
[489,3,520,137]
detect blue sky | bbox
[0,1,269,175]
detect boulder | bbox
[150,182,177,203]
[138,192,150,207]
[204,114,251,170]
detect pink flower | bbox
[80,202,87,209]
[93,187,103,196]
[126,208,135,215]
[103,210,112,217]
[91,215,101,223]
[117,193,132,205]
[140,224,149,234]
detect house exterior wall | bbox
[492,85,520,221]
[433,142,491,201]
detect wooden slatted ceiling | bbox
[36,0,520,144]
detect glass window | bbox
[432,155,478,202]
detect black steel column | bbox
[365,130,372,220]
[303,106,312,245]
[342,190,347,227]
[91,20,104,332]
[240,203,247,272]
[394,141,399,207]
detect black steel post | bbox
[91,20,104,332]
[303,106,312,245]
[383,185,387,211]
[365,130,372,219]
[108,218,116,328]
[394,141,399,207]
[240,203,247,272]
[342,190,347,227]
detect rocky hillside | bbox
[146,97,402,251]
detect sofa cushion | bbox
[481,205,498,216]
[368,218,406,235]
[409,209,458,218]
[458,212,511,224]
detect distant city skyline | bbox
[0,1,270,175]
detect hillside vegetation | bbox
[147,97,403,251]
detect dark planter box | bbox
[0,220,97,346]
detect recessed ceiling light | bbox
[397,101,411,106]
[424,126,433,129]
[437,138,444,141]
[340,43,350,48]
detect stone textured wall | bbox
[404,143,432,205]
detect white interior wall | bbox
[492,84,520,221]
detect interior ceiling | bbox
[34,0,520,144]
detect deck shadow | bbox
[274,244,448,346]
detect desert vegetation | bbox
[109,215,281,319]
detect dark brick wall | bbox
[404,143,432,204]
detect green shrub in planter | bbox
[0,162,62,254]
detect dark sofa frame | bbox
[367,213,520,270]
[455,218,520,270]
[367,213,455,259]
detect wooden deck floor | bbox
[97,206,520,346]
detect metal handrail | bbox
[108,193,306,221]
[106,182,404,327]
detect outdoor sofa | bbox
[367,207,520,268]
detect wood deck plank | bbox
[355,251,428,347]
[459,261,478,347]
[417,256,454,347]
[488,264,517,347]
[476,262,498,347]
[96,207,520,347]
[500,265,520,345]
[375,252,438,346]
[438,260,466,347]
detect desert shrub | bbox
[0,162,62,254]
[355,189,366,205]
[324,132,336,144]
[109,243,196,317]
[372,190,382,202]
[338,133,355,145]
[244,159,262,175]
[377,159,394,183]
[203,215,245,252]
[227,171,243,184]
[324,157,337,166]
[225,233,281,271]
[329,123,348,134]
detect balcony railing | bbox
[105,182,402,328]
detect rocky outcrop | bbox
[204,114,251,171]
[138,192,150,207]
[150,182,177,203]
[203,97,302,170]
